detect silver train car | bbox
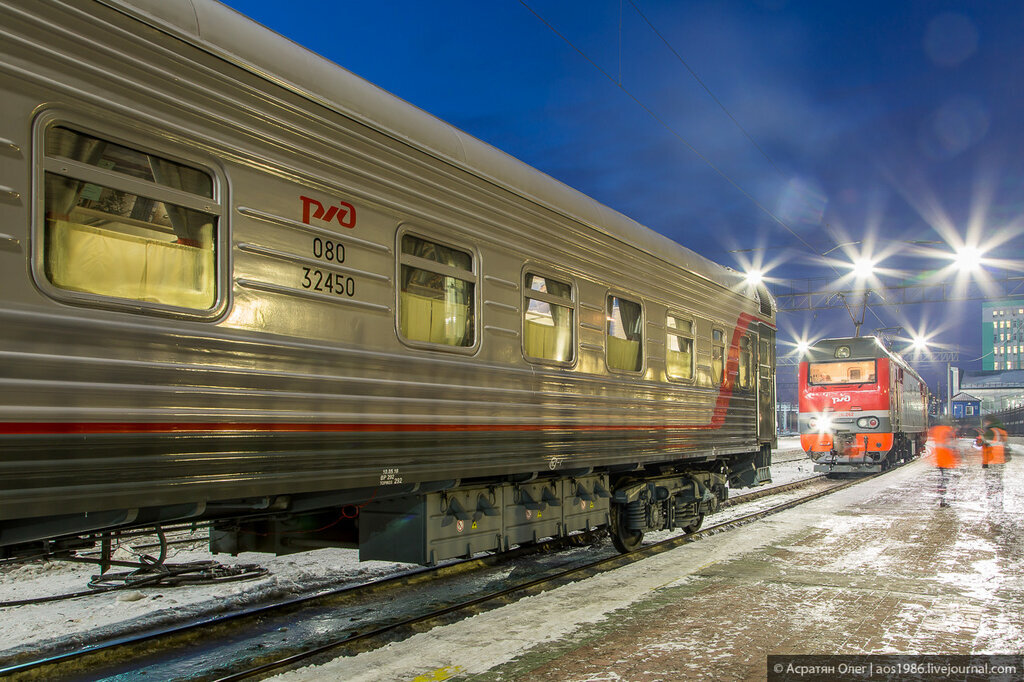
[0,0,776,564]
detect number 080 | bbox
[312,237,345,263]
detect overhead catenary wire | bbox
[625,1,890,330]
[519,1,822,257]
[627,0,785,179]
[519,1,866,314]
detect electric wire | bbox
[622,4,901,332]
[519,1,821,254]
[519,0,871,325]
[628,0,785,178]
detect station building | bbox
[984,298,1024,370]
[950,391,982,419]
[957,369,1024,413]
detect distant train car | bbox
[799,337,927,474]
[0,0,776,565]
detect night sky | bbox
[221,0,1024,396]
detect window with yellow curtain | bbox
[666,314,694,380]
[524,273,574,363]
[607,295,643,372]
[41,125,218,311]
[399,234,475,347]
[738,335,753,390]
[711,328,726,385]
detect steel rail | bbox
[0,470,869,680]
[214,470,877,681]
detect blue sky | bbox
[221,0,1024,392]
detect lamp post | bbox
[947,360,952,418]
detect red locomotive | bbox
[799,337,928,473]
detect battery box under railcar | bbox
[210,475,610,564]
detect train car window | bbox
[666,314,694,381]
[523,273,574,364]
[738,335,753,390]
[808,360,877,385]
[606,295,643,372]
[399,234,475,347]
[40,125,219,311]
[711,328,725,385]
[755,283,773,317]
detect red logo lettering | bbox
[300,195,356,228]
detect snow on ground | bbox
[275,440,1024,680]
[0,545,417,655]
[4,436,1018,678]
[0,438,822,658]
[271,461,922,681]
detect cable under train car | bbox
[799,337,927,474]
[0,0,776,565]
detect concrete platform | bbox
[279,442,1023,681]
[494,445,1022,680]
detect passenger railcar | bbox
[0,0,776,564]
[799,337,927,474]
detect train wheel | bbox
[610,504,643,553]
[683,514,704,534]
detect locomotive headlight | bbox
[857,416,880,429]
[809,414,832,432]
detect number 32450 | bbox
[302,267,355,297]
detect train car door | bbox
[892,365,903,434]
[756,325,776,443]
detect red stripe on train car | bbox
[0,421,730,435]
[1,315,769,437]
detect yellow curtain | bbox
[525,320,571,361]
[608,336,640,371]
[712,349,724,384]
[47,220,214,309]
[738,351,751,389]
[400,291,469,345]
[667,348,692,379]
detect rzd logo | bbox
[831,394,851,405]
[301,195,356,228]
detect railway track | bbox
[0,468,897,681]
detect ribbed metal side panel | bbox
[0,305,758,520]
[0,1,770,526]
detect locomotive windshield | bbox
[808,360,877,385]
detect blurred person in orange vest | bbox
[928,418,958,507]
[981,415,1007,467]
[981,415,1007,510]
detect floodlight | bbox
[851,258,875,278]
[953,245,983,272]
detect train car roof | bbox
[97,0,766,306]
[802,337,925,385]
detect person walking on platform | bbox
[981,415,1007,510]
[928,419,958,507]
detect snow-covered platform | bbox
[283,441,1023,680]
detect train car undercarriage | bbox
[210,447,771,564]
[1,447,771,566]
